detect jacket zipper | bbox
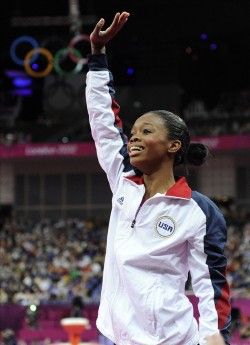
[131,197,145,228]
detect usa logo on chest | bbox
[155,216,176,238]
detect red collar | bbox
[125,175,191,199]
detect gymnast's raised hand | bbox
[90,11,130,54]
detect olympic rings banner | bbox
[10,34,90,78]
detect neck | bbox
[143,171,176,199]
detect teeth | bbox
[131,146,143,152]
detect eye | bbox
[143,129,152,134]
[129,132,134,139]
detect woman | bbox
[85,12,231,345]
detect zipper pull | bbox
[131,219,136,228]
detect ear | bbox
[167,140,181,153]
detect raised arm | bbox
[85,12,133,191]
[90,12,130,54]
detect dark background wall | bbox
[1,0,250,139]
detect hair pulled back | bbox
[148,110,209,166]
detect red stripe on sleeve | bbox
[111,98,122,129]
[216,280,231,328]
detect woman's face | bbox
[127,113,177,172]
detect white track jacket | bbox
[85,54,231,345]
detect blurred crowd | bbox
[1,89,250,145]
[0,132,32,146]
[183,90,250,137]
[0,217,107,305]
[223,202,250,294]
[0,200,249,307]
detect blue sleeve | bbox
[192,191,231,345]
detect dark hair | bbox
[146,110,209,166]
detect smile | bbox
[130,146,144,152]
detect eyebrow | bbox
[131,122,154,130]
[141,122,153,126]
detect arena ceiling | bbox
[0,0,250,135]
[1,0,250,88]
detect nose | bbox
[129,134,140,143]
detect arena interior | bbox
[0,1,250,345]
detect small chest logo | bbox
[117,196,124,205]
[155,216,176,238]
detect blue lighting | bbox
[210,43,217,50]
[200,33,208,40]
[13,77,32,88]
[5,70,27,78]
[127,68,134,75]
[32,63,39,70]
[11,89,33,96]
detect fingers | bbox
[115,12,130,31]
[91,12,129,39]
[97,18,105,29]
[104,12,129,36]
[106,12,130,39]
[118,11,130,24]
[90,11,130,53]
[92,18,105,36]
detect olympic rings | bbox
[10,36,39,66]
[24,47,54,78]
[10,34,90,78]
[68,34,90,65]
[54,47,83,76]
